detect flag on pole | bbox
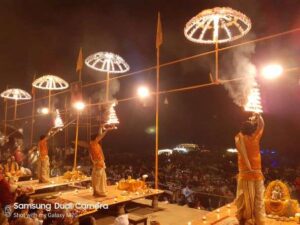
[76,48,83,72]
[156,12,163,49]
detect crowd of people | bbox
[105,151,300,210]
[1,135,300,224]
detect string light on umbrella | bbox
[244,86,263,113]
[85,52,129,101]
[32,75,69,110]
[184,7,251,82]
[1,88,31,119]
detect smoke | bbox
[222,39,257,107]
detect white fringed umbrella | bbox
[32,75,69,109]
[85,52,129,101]
[1,88,31,119]
[184,7,251,82]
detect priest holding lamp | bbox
[89,126,113,197]
[235,113,266,225]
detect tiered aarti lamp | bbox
[244,86,263,113]
[184,7,251,82]
[1,88,32,119]
[32,75,69,110]
[54,109,64,128]
[103,102,119,130]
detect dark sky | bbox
[0,0,299,156]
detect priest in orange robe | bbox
[37,134,50,183]
[89,128,110,197]
[235,113,266,225]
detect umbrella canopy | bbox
[184,7,251,44]
[85,52,130,74]
[0,88,31,100]
[32,75,69,90]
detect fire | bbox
[244,87,263,113]
[104,102,119,130]
[54,109,64,128]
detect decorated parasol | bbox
[1,88,31,120]
[85,52,129,102]
[32,75,69,110]
[184,7,251,82]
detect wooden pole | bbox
[155,43,160,190]
[65,97,68,150]
[79,68,82,83]
[4,99,7,136]
[215,41,219,83]
[73,113,79,170]
[87,98,91,142]
[14,100,17,120]
[48,90,51,111]
[30,88,36,146]
[106,71,110,102]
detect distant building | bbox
[173,143,200,153]
[158,143,209,155]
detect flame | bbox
[54,109,64,128]
[244,87,263,113]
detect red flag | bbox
[76,48,83,72]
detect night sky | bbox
[0,0,299,157]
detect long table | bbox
[17,176,91,192]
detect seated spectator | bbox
[4,156,20,177]
[182,184,194,207]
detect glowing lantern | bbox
[244,87,263,113]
